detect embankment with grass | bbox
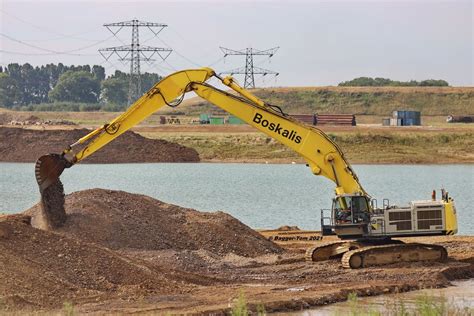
[142,131,474,164]
[175,86,474,116]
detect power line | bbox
[155,37,201,68]
[99,19,173,105]
[0,49,67,56]
[0,32,114,56]
[208,56,226,67]
[146,25,226,70]
[148,26,219,69]
[220,47,279,88]
[0,8,103,42]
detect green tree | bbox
[101,77,128,106]
[420,79,449,87]
[339,77,450,87]
[100,71,162,107]
[0,73,20,108]
[49,70,100,103]
[141,72,162,92]
[5,63,24,104]
[0,62,162,110]
[92,65,106,81]
[21,63,42,104]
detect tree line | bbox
[338,77,449,87]
[0,63,161,111]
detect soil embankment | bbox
[1,189,472,314]
[1,189,283,311]
[26,189,282,256]
[0,127,200,163]
[0,214,182,309]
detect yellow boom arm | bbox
[61,68,214,162]
[47,68,367,197]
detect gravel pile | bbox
[26,189,283,257]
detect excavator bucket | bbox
[35,154,69,192]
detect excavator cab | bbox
[328,195,371,239]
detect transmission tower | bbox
[99,19,172,104]
[220,47,279,88]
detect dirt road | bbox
[1,189,472,314]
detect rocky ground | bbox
[0,189,472,314]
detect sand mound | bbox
[4,189,282,309]
[0,127,199,163]
[0,214,180,309]
[26,189,283,257]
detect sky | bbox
[0,0,472,87]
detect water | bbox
[0,163,473,234]
[281,279,474,315]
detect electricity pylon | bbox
[99,19,172,104]
[220,47,279,88]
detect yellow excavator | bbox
[35,68,458,268]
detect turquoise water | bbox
[0,163,473,234]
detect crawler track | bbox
[341,243,448,269]
[305,241,352,262]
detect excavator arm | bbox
[36,67,367,199]
[35,68,214,191]
[190,80,366,196]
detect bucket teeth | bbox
[35,154,68,191]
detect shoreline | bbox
[1,125,473,164]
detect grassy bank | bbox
[141,131,474,164]
[175,86,474,116]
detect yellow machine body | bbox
[443,199,458,235]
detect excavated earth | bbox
[1,189,473,314]
[26,189,282,257]
[0,127,200,163]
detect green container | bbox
[228,115,244,124]
[199,113,210,124]
[209,117,225,125]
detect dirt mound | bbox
[0,214,180,309]
[0,127,199,163]
[26,189,282,257]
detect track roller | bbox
[341,243,448,269]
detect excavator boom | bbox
[35,68,215,191]
[36,68,366,198]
